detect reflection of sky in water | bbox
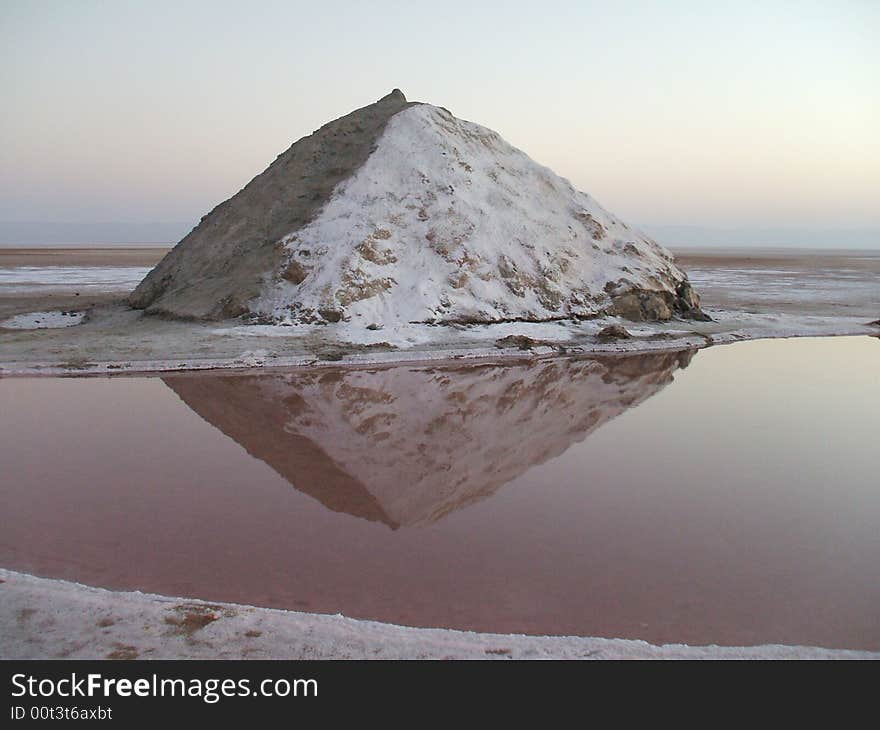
[0,337,878,650]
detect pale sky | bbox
[1,0,878,246]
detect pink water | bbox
[1,337,878,649]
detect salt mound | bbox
[131,90,706,324]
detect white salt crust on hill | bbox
[257,103,692,326]
[130,91,704,325]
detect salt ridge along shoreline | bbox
[2,569,876,660]
[1,320,876,377]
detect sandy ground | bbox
[674,247,880,271]
[0,246,168,268]
[0,247,166,322]
[676,248,880,317]
[3,569,875,660]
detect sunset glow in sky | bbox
[2,1,877,245]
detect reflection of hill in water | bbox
[163,350,694,528]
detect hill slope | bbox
[131,90,704,324]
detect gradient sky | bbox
[1,0,878,245]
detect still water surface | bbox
[1,337,878,649]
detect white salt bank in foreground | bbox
[2,570,875,660]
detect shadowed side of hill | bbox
[129,90,414,320]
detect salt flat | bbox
[0,246,877,375]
